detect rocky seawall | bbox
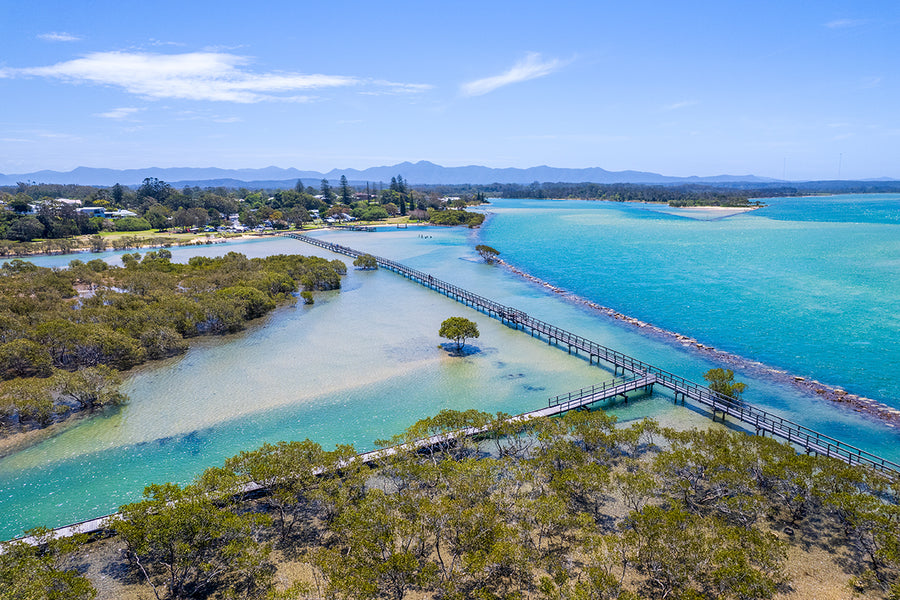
[496,258,900,429]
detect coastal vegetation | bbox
[353,253,378,270]
[439,316,480,353]
[419,180,900,206]
[0,176,487,248]
[427,208,486,227]
[476,244,501,263]
[7,408,899,599]
[0,528,96,600]
[0,252,346,437]
[6,178,900,252]
[703,368,747,402]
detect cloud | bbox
[662,100,697,111]
[38,32,81,42]
[824,18,868,28]
[461,52,564,97]
[12,51,363,103]
[95,107,142,119]
[861,76,883,88]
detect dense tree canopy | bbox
[0,528,96,600]
[0,252,346,434]
[41,406,900,600]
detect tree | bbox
[7,216,45,241]
[314,489,438,600]
[0,528,97,600]
[475,244,500,263]
[703,368,747,401]
[114,482,273,600]
[224,439,326,541]
[111,182,125,205]
[0,338,53,379]
[8,194,32,214]
[353,254,378,270]
[340,175,353,205]
[137,178,172,203]
[0,376,57,426]
[56,365,128,411]
[321,179,336,203]
[439,317,479,353]
[144,204,171,230]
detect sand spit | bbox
[496,258,900,429]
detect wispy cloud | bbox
[861,76,883,88]
[825,18,868,29]
[95,107,142,119]
[148,39,187,47]
[662,100,697,111]
[38,32,81,42]
[9,51,368,103]
[174,110,244,123]
[368,80,434,95]
[461,52,565,97]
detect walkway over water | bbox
[7,373,661,547]
[286,231,900,478]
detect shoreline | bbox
[0,413,95,459]
[0,229,314,260]
[495,257,900,429]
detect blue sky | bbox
[1,0,897,180]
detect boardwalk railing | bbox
[285,231,900,477]
[547,375,658,414]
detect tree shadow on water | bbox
[439,343,483,357]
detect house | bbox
[105,209,138,219]
[77,206,107,218]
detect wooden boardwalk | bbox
[10,232,894,546]
[284,232,900,478]
[5,372,659,547]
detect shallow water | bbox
[1,197,899,539]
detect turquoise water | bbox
[478,196,900,408]
[1,197,899,539]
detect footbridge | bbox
[285,231,900,477]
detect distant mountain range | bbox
[0,161,788,188]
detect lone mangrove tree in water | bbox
[352,253,378,270]
[703,368,747,401]
[475,244,500,264]
[439,317,479,353]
